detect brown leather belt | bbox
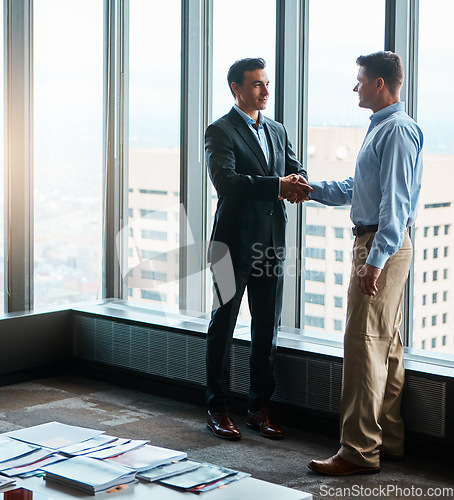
[352,224,379,237]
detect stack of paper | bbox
[1,454,66,478]
[105,444,187,472]
[0,477,16,489]
[86,439,149,460]
[59,435,119,456]
[159,463,249,493]
[6,422,104,450]
[42,456,136,494]
[0,438,39,462]
[137,460,201,482]
[0,448,60,477]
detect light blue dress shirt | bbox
[310,102,424,269]
[233,105,282,197]
[233,104,270,164]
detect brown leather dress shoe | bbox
[308,453,380,476]
[207,411,242,440]
[247,407,284,439]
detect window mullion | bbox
[5,0,33,312]
[179,0,210,313]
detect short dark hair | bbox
[356,51,403,95]
[227,58,266,97]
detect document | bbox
[1,454,66,477]
[137,460,201,482]
[0,438,40,463]
[85,439,148,459]
[159,463,240,490]
[59,435,119,455]
[42,455,137,494]
[0,449,55,473]
[0,477,16,489]
[6,422,104,449]
[191,471,250,492]
[105,444,187,472]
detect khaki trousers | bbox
[338,231,412,467]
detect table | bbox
[4,475,312,500]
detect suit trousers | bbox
[206,255,284,413]
[338,231,412,467]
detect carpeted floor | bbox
[0,375,452,500]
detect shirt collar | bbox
[233,104,264,129]
[369,101,405,127]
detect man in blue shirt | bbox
[308,51,423,475]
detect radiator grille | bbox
[73,312,448,440]
[402,376,446,437]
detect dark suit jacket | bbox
[206,107,307,268]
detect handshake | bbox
[279,174,313,204]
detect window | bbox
[443,291,448,302]
[211,0,276,122]
[334,297,343,308]
[306,225,326,237]
[433,248,438,259]
[444,246,448,257]
[33,0,103,308]
[423,249,427,260]
[306,248,326,259]
[141,271,167,281]
[432,315,437,326]
[305,316,325,329]
[422,295,426,306]
[302,0,384,337]
[141,290,166,302]
[127,0,181,308]
[424,227,429,237]
[442,335,447,346]
[421,340,426,349]
[444,224,450,235]
[140,210,168,220]
[305,270,325,283]
[306,293,325,305]
[434,226,440,236]
[443,269,448,279]
[432,293,437,304]
[433,270,438,281]
[139,189,167,196]
[442,313,447,324]
[141,230,167,241]
[211,0,276,323]
[141,251,167,261]
[423,272,427,283]
[422,317,426,328]
[334,320,343,331]
[431,337,436,349]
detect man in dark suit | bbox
[205,58,311,440]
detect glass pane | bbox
[210,0,276,323]
[34,0,103,308]
[0,6,3,313]
[303,0,385,337]
[412,0,454,356]
[126,1,181,310]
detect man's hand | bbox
[280,174,313,203]
[357,263,381,296]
